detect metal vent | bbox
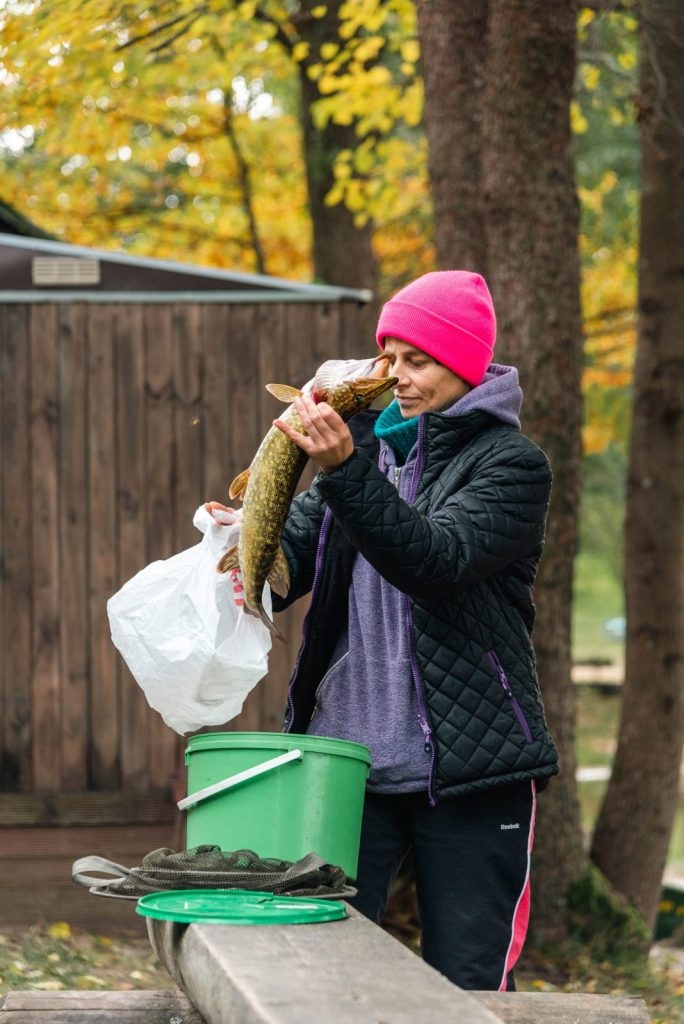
[32,256,101,286]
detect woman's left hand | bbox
[274,394,354,472]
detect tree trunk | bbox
[481,0,586,942]
[296,0,380,333]
[590,0,684,929]
[415,0,489,273]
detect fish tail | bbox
[261,606,287,644]
[244,598,287,644]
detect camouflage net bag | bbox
[72,845,357,901]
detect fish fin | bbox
[267,546,291,599]
[312,361,340,394]
[266,383,303,403]
[216,545,239,574]
[228,468,250,500]
[244,602,287,644]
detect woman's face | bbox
[383,337,471,417]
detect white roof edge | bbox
[0,289,372,305]
[0,234,371,303]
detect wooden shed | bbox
[0,234,372,932]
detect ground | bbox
[0,923,175,994]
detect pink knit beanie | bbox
[376,271,497,386]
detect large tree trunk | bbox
[297,0,380,334]
[481,0,586,942]
[590,0,684,929]
[416,0,489,273]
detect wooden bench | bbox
[145,903,651,1024]
[1,905,652,1024]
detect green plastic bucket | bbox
[180,732,371,880]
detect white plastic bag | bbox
[107,505,272,735]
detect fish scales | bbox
[237,404,308,621]
[218,359,397,642]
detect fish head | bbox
[308,355,396,418]
[321,371,398,420]
[304,354,392,402]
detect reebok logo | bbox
[500,822,520,830]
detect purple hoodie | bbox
[306,364,523,792]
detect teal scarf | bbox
[374,400,419,464]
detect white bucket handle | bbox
[177,748,303,812]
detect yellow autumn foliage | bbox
[0,0,638,456]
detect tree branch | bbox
[115,5,209,52]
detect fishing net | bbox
[72,846,357,901]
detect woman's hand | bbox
[204,501,241,525]
[204,502,244,604]
[274,394,354,472]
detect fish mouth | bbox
[369,353,392,379]
[349,374,398,402]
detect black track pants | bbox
[347,782,537,990]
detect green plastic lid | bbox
[135,889,348,925]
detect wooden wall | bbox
[0,298,368,814]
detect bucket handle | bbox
[177,748,303,812]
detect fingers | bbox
[273,396,354,471]
[229,569,245,607]
[205,501,240,524]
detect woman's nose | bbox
[392,361,409,385]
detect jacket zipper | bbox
[403,417,436,804]
[488,650,533,743]
[404,591,437,805]
[309,650,350,722]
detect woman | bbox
[209,270,558,990]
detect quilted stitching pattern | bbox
[282,410,559,796]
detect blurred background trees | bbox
[1,0,682,950]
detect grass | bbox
[0,922,174,994]
[576,683,620,768]
[572,550,625,666]
[575,686,684,880]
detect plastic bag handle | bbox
[177,748,303,812]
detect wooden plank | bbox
[148,909,505,1024]
[167,304,204,802]
[0,822,175,935]
[0,305,33,791]
[0,987,202,1019]
[58,304,89,792]
[29,304,62,792]
[0,989,204,1023]
[143,305,179,790]
[284,303,317,390]
[171,303,204,552]
[472,991,651,1024]
[0,791,176,826]
[113,304,150,792]
[254,302,292,730]
[87,305,120,790]
[0,823,176,856]
[225,304,262,734]
[198,304,231,509]
[340,296,370,360]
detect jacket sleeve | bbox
[314,433,552,600]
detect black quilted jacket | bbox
[273,408,559,800]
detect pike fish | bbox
[217,356,397,642]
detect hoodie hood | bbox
[445,362,522,429]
